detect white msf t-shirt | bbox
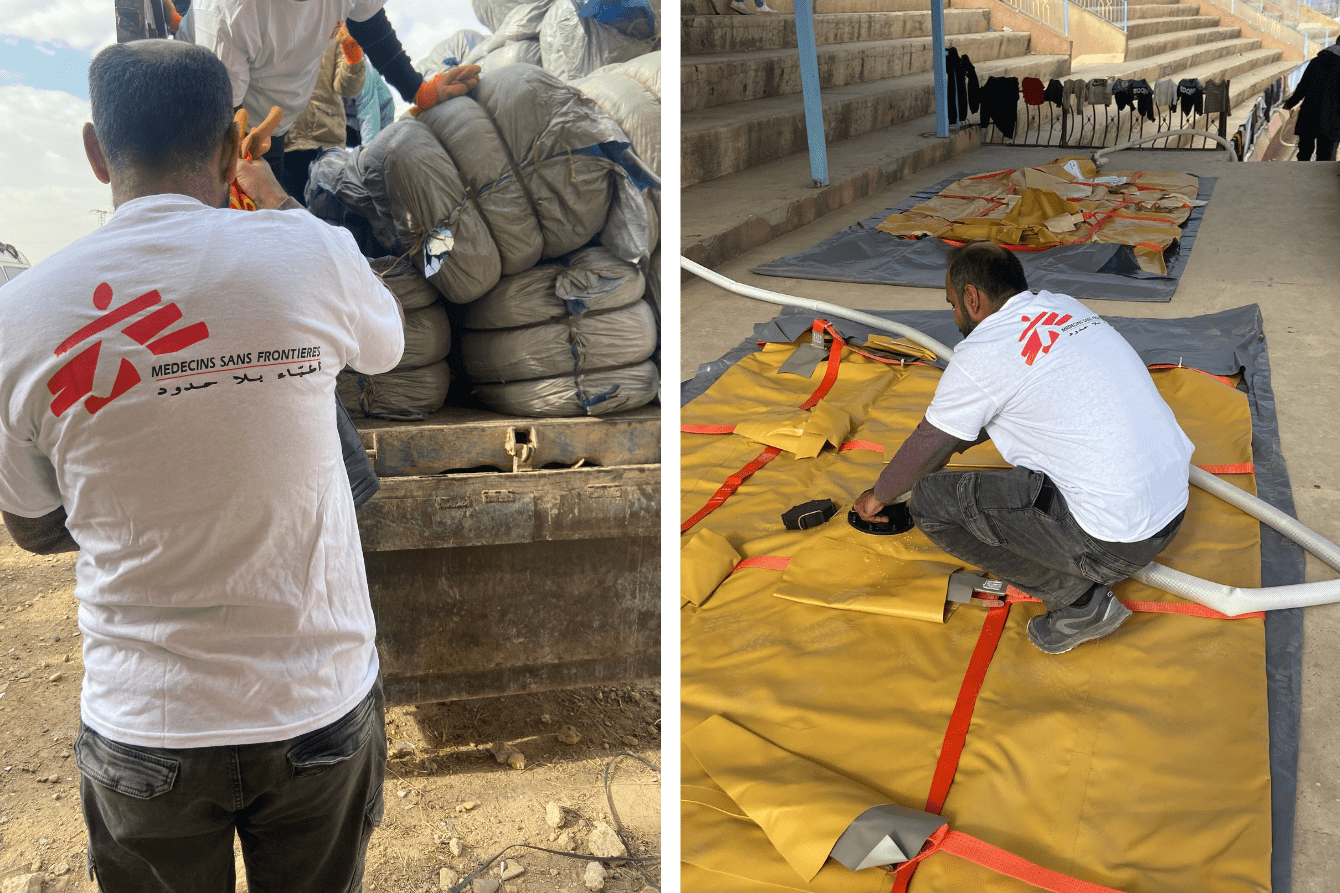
[0,194,403,748]
[926,290,1194,543]
[187,0,388,136]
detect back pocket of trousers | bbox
[75,727,179,800]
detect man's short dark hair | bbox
[88,40,234,174]
[947,242,1030,305]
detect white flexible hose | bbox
[681,257,957,360]
[682,257,1340,612]
[1091,129,1237,167]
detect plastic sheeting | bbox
[465,0,556,66]
[369,255,442,311]
[457,245,656,417]
[476,39,543,71]
[341,65,654,304]
[751,171,1217,303]
[473,359,658,417]
[576,51,661,174]
[681,303,1303,893]
[539,0,659,82]
[337,361,452,421]
[416,29,488,76]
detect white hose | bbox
[682,257,1340,613]
[1091,129,1237,167]
[681,258,957,360]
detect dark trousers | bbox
[910,466,1184,611]
[1297,133,1337,161]
[76,679,386,893]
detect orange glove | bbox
[229,106,282,211]
[238,105,283,160]
[162,0,182,34]
[336,23,363,65]
[410,65,482,116]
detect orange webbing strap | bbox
[924,602,1012,815]
[1197,463,1254,474]
[890,826,1130,893]
[681,424,737,435]
[732,555,793,573]
[840,440,886,454]
[680,322,847,534]
[679,446,783,535]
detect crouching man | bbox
[854,243,1193,654]
[0,40,403,891]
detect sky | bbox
[0,0,485,264]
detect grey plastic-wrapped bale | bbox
[538,0,659,83]
[576,52,660,175]
[369,255,441,311]
[456,246,657,416]
[338,362,452,421]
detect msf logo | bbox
[47,282,210,417]
[1017,311,1072,366]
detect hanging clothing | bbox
[1129,79,1156,122]
[1044,78,1064,107]
[1022,76,1046,106]
[1154,78,1177,111]
[1112,78,1132,111]
[980,76,1021,139]
[1177,78,1205,116]
[1086,78,1113,107]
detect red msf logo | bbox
[1017,312,1072,366]
[46,282,210,417]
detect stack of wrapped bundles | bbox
[338,256,453,420]
[455,246,658,416]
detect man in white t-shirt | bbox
[0,41,403,891]
[181,0,479,197]
[853,243,1193,654]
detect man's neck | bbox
[111,169,225,209]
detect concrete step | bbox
[683,30,1034,112]
[1125,25,1243,60]
[1223,59,1298,129]
[682,9,992,56]
[682,53,1070,187]
[1074,36,1265,82]
[1125,3,1203,20]
[1125,14,1222,39]
[681,112,981,269]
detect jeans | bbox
[76,679,386,893]
[910,466,1184,611]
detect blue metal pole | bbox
[794,0,830,187]
[931,0,948,138]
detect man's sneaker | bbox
[728,0,751,13]
[1026,585,1132,655]
[755,2,780,12]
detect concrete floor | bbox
[679,148,1340,891]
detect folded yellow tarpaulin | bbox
[874,158,1200,275]
[681,334,1270,892]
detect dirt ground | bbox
[0,528,661,893]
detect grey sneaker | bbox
[1027,585,1132,654]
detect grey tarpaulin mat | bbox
[748,175,1217,303]
[682,303,1303,893]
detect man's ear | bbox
[961,283,986,321]
[217,121,241,185]
[82,123,111,185]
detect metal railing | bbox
[1072,0,1128,31]
[1225,0,1339,50]
[1000,0,1071,33]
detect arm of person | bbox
[189,3,253,109]
[3,508,77,555]
[344,9,479,111]
[852,417,983,522]
[334,28,368,99]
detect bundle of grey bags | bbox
[458,246,657,416]
[337,256,453,420]
[315,65,659,419]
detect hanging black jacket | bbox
[980,76,1021,139]
[1283,44,1340,140]
[1129,79,1155,122]
[1177,78,1204,116]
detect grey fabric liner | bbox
[748,175,1217,303]
[830,804,947,872]
[681,303,1302,893]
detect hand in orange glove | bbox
[336,23,363,65]
[410,64,482,116]
[238,105,283,160]
[162,0,182,34]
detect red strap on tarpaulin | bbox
[680,322,846,534]
[681,424,736,435]
[731,555,793,573]
[890,826,1131,893]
